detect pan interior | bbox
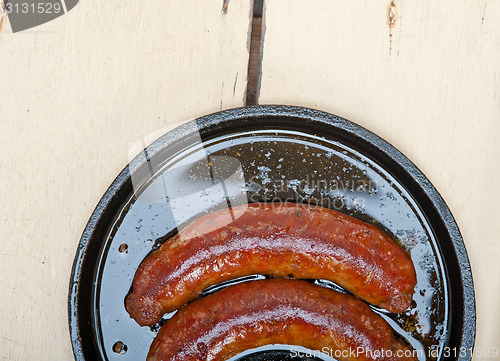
[92,128,449,361]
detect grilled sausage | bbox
[147,278,416,361]
[126,202,416,326]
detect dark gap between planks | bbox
[245,0,264,106]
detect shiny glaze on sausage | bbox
[147,278,416,361]
[126,202,416,326]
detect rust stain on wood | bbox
[387,1,398,30]
[387,0,398,55]
[222,0,230,14]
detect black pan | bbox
[68,105,475,361]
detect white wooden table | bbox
[1,1,499,360]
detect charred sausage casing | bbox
[126,202,417,326]
[147,278,416,361]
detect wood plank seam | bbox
[245,0,264,106]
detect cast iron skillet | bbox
[68,105,475,361]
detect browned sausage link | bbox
[126,202,416,326]
[147,279,416,361]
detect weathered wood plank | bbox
[0,1,252,359]
[260,0,500,353]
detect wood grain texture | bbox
[0,1,252,360]
[259,0,500,355]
